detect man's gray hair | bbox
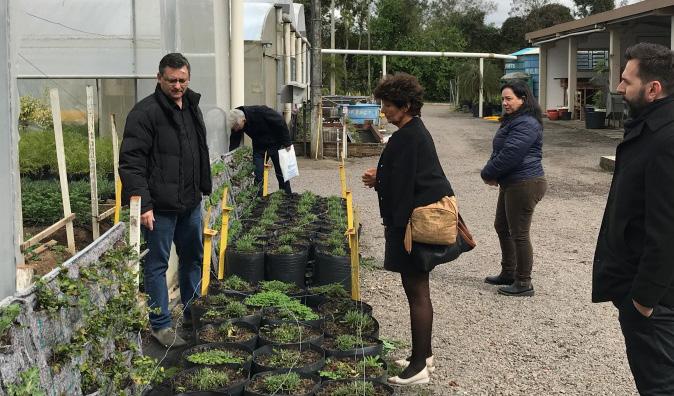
[228,109,246,129]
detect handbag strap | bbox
[457,214,476,248]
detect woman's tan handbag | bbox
[404,196,458,254]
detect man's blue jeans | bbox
[142,204,203,330]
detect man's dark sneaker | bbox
[498,281,534,297]
[484,273,515,285]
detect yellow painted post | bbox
[201,229,218,296]
[346,190,354,231]
[218,187,232,280]
[114,179,122,224]
[339,159,347,199]
[262,151,272,197]
[348,207,361,300]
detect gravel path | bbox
[285,104,634,395]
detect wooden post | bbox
[49,88,76,254]
[218,187,231,280]
[339,160,347,199]
[201,229,218,296]
[110,113,121,224]
[86,86,100,240]
[347,206,360,300]
[129,196,142,285]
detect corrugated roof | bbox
[510,48,540,56]
[525,0,674,42]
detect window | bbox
[577,50,609,71]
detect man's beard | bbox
[624,87,649,118]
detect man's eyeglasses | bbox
[163,77,189,85]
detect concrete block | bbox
[600,156,615,172]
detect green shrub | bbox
[19,95,52,130]
[0,304,21,339]
[221,275,251,292]
[330,381,376,396]
[174,367,230,393]
[19,128,114,178]
[259,280,298,294]
[265,348,302,368]
[234,234,258,253]
[21,177,115,226]
[244,291,293,308]
[334,334,361,351]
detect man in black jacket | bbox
[228,106,292,194]
[593,42,674,394]
[119,53,212,348]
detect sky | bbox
[485,0,637,27]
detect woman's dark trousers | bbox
[494,177,547,282]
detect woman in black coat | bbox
[362,73,454,386]
[481,81,547,296]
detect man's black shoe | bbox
[484,273,515,285]
[498,281,534,297]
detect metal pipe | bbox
[382,55,386,77]
[283,21,291,124]
[230,0,244,107]
[296,35,302,83]
[531,27,605,46]
[323,49,517,60]
[18,75,156,79]
[479,58,484,118]
[213,0,228,109]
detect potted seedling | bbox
[191,294,243,328]
[304,283,349,307]
[182,342,252,371]
[209,275,256,297]
[322,334,384,358]
[319,355,387,383]
[261,302,322,328]
[323,310,379,338]
[226,233,265,285]
[313,235,351,292]
[258,280,304,297]
[245,370,321,396]
[317,299,373,319]
[171,366,249,396]
[251,343,325,374]
[258,322,323,347]
[199,301,261,328]
[197,321,258,350]
[316,379,394,396]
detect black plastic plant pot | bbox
[315,379,395,396]
[260,306,324,329]
[257,322,324,348]
[226,249,265,285]
[312,250,352,292]
[170,365,250,396]
[196,321,259,350]
[323,316,380,339]
[244,369,321,396]
[321,335,383,359]
[197,306,262,330]
[319,356,388,383]
[251,343,326,375]
[208,280,257,298]
[181,342,254,371]
[585,110,606,129]
[264,248,309,288]
[191,295,247,330]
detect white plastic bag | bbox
[278,145,299,182]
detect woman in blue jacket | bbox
[481,81,547,296]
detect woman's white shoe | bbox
[394,356,435,372]
[388,365,431,385]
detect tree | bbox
[574,0,615,17]
[509,0,550,17]
[500,16,528,53]
[526,3,574,31]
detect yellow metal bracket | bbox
[339,159,347,199]
[114,178,122,224]
[345,205,361,300]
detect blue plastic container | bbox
[345,104,380,124]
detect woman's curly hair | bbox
[373,72,424,116]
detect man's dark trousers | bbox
[253,146,291,194]
[142,205,203,330]
[615,295,674,395]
